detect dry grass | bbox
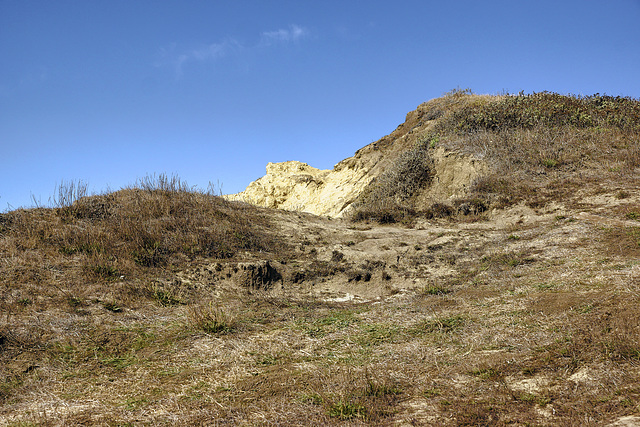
[2,198,640,425]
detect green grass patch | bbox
[187,303,232,334]
[328,400,367,420]
[409,315,466,335]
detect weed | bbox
[67,296,83,307]
[61,243,104,256]
[101,355,137,370]
[470,367,501,380]
[423,388,441,398]
[255,354,280,366]
[418,284,451,296]
[616,190,631,199]
[328,400,366,420]
[626,211,640,220]
[409,315,466,335]
[300,392,323,405]
[356,323,399,347]
[91,263,119,278]
[122,396,149,410]
[147,284,182,307]
[103,301,122,312]
[424,202,454,219]
[51,179,90,209]
[482,251,536,268]
[330,250,344,262]
[188,303,232,334]
[133,242,167,267]
[364,377,401,397]
[17,298,32,306]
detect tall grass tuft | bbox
[187,302,232,334]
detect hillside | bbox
[231,90,640,222]
[2,91,640,425]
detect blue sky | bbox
[2,0,640,211]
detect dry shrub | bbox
[4,179,278,271]
[423,202,454,219]
[351,145,433,223]
[51,179,90,209]
[440,93,640,208]
[440,92,640,133]
[0,174,286,320]
[187,302,233,334]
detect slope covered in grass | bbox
[351,90,640,223]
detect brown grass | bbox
[3,195,640,424]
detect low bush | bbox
[188,303,233,334]
[440,92,640,134]
[350,144,434,223]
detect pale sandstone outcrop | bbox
[227,147,486,218]
[419,146,487,202]
[227,159,373,217]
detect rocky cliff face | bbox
[226,159,373,217]
[228,99,487,217]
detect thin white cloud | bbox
[156,25,309,77]
[260,25,309,46]
[162,38,241,76]
[191,39,242,61]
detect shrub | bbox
[351,145,433,223]
[424,202,454,219]
[328,400,366,420]
[187,302,232,334]
[419,284,451,296]
[440,92,640,134]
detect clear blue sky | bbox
[2,0,640,211]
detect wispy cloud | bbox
[260,25,309,46]
[157,25,309,77]
[157,39,242,76]
[190,38,242,61]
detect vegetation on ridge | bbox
[351,90,640,223]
